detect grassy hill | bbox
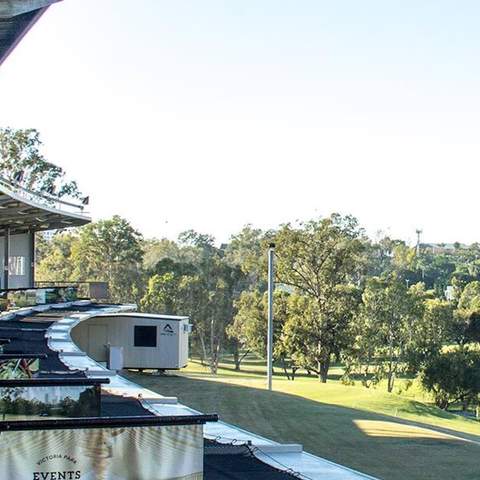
[125,357,480,480]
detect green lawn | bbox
[125,357,480,480]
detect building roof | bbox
[0,1,61,66]
[107,312,189,321]
[0,177,91,234]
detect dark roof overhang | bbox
[0,177,91,235]
[0,1,61,66]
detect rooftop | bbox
[0,176,90,234]
[0,1,60,66]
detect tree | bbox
[403,297,453,371]
[363,236,397,277]
[0,127,80,198]
[457,281,480,311]
[228,289,291,373]
[73,216,144,302]
[422,349,480,410]
[140,230,246,374]
[274,214,364,382]
[225,225,267,291]
[35,231,80,282]
[143,238,183,271]
[451,281,480,346]
[284,285,361,380]
[352,275,423,392]
[140,273,180,314]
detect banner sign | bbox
[0,424,203,479]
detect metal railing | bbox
[35,281,109,301]
[0,282,110,312]
[0,176,88,217]
[0,285,80,311]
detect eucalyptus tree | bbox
[73,216,144,302]
[228,289,291,373]
[273,214,365,382]
[351,275,427,392]
[0,127,80,198]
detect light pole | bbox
[416,229,422,256]
[267,243,275,391]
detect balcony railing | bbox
[35,281,109,301]
[0,286,80,312]
[0,282,110,312]
[0,176,88,217]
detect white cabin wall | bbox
[178,319,189,368]
[71,315,188,369]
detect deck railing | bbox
[0,176,88,217]
[35,281,109,301]
[0,285,80,311]
[0,282,110,312]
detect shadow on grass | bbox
[125,370,480,480]
[189,357,343,380]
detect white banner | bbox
[0,424,203,480]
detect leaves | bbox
[0,128,81,198]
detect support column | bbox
[3,228,9,290]
[29,230,35,288]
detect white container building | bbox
[71,313,191,370]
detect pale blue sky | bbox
[1,0,480,244]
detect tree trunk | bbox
[281,357,291,380]
[210,318,216,374]
[387,333,395,393]
[387,371,395,393]
[210,343,220,374]
[232,345,240,371]
[199,333,208,366]
[319,358,330,383]
[317,342,322,382]
[318,344,330,383]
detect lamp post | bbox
[267,243,275,391]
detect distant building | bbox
[445,285,455,301]
[421,243,465,254]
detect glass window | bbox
[134,325,157,347]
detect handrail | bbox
[0,414,219,431]
[0,378,110,387]
[0,176,88,216]
[0,285,77,293]
[0,354,47,360]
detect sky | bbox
[1,0,480,245]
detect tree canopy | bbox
[0,128,81,198]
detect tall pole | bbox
[3,228,9,290]
[416,229,422,256]
[267,243,275,391]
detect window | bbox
[134,325,157,347]
[8,256,25,276]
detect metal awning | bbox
[0,177,91,234]
[0,1,61,66]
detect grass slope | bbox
[125,358,480,480]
